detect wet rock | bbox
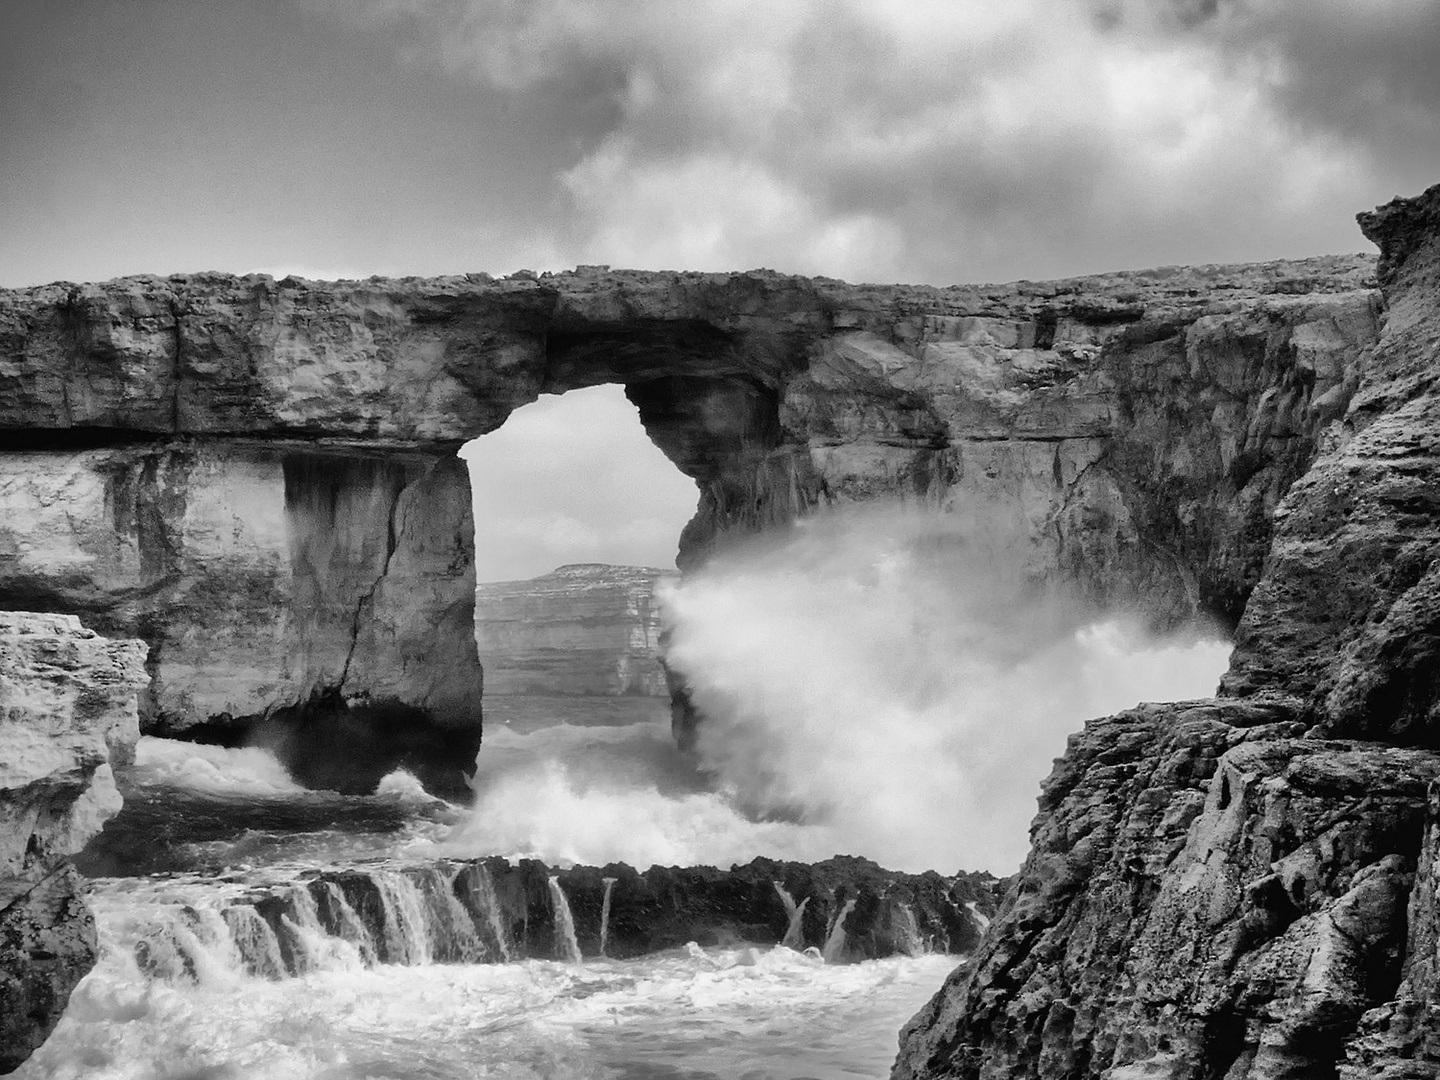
[199,854,1004,977]
[0,612,147,1074]
[893,703,1440,1079]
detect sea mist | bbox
[661,502,1230,873]
[450,503,1230,874]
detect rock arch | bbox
[0,256,1381,773]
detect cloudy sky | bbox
[4,0,1437,576]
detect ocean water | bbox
[27,704,962,1080]
[26,505,1235,1078]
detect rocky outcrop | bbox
[0,444,481,732]
[474,564,675,696]
[0,254,1379,747]
[894,184,1440,1079]
[1223,189,1440,743]
[0,612,147,1074]
[893,702,1440,1079]
[134,855,1003,978]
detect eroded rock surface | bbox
[474,564,675,696]
[894,185,1440,1078]
[0,612,147,1074]
[1223,190,1440,745]
[0,254,1378,741]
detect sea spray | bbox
[822,897,857,963]
[443,720,830,870]
[548,876,582,963]
[661,502,1231,872]
[129,736,303,796]
[773,882,809,950]
[600,877,617,957]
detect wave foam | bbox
[130,737,304,797]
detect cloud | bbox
[1182,0,1440,179]
[315,0,1432,284]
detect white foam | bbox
[441,506,1229,874]
[441,756,836,869]
[375,768,435,801]
[130,736,303,796]
[18,915,958,1080]
[661,503,1231,873]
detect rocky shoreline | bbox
[135,855,1003,979]
[2,181,1439,1075]
[892,184,1440,1078]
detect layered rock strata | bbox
[0,253,1378,747]
[474,564,675,696]
[893,185,1440,1078]
[0,612,147,1074]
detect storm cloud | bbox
[315,0,1438,284]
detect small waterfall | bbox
[548,876,582,963]
[372,871,434,965]
[822,897,857,964]
[281,885,363,973]
[224,904,288,979]
[465,864,512,962]
[965,900,991,932]
[773,882,809,951]
[599,877,617,957]
[135,905,242,984]
[319,881,379,965]
[893,902,926,957]
[414,866,486,963]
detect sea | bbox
[18,698,962,1080]
[20,503,1237,1080]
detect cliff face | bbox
[0,254,1379,749]
[474,564,675,696]
[894,184,1440,1079]
[0,612,147,1073]
[0,444,479,734]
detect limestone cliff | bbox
[0,612,147,1073]
[0,253,1379,750]
[893,184,1440,1079]
[474,564,675,696]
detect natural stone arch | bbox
[0,256,1381,784]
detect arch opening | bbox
[460,383,698,700]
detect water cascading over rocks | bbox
[125,857,997,980]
